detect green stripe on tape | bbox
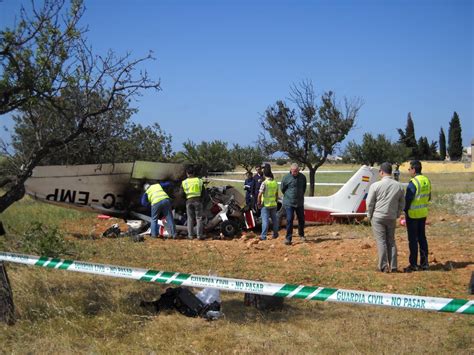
[293,286,318,299]
[47,258,62,268]
[140,270,159,282]
[312,287,337,301]
[462,304,474,315]
[440,299,468,313]
[157,271,175,283]
[274,284,299,297]
[58,259,73,270]
[35,256,49,267]
[171,273,191,285]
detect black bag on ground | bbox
[157,287,180,311]
[175,287,205,317]
[140,287,207,317]
[244,293,284,311]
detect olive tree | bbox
[0,0,161,324]
[260,81,361,196]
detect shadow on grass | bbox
[301,235,362,244]
[429,261,474,271]
[219,298,338,324]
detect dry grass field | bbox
[0,164,473,354]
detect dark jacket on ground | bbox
[281,172,307,207]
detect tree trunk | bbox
[308,167,316,197]
[0,181,26,214]
[0,221,15,325]
[0,261,15,325]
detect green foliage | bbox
[397,113,418,159]
[113,123,173,163]
[12,92,172,164]
[343,133,410,166]
[20,222,73,258]
[275,157,288,166]
[177,140,235,173]
[417,137,429,159]
[429,140,439,160]
[448,112,463,161]
[231,144,267,172]
[439,127,446,160]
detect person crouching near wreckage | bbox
[257,169,279,241]
[366,162,405,273]
[142,183,177,239]
[182,166,205,240]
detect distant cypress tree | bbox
[429,140,439,160]
[417,136,431,160]
[448,112,463,160]
[439,127,446,160]
[397,112,418,159]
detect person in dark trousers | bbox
[252,165,264,213]
[404,160,432,272]
[181,166,205,240]
[141,182,177,239]
[244,171,255,208]
[280,163,307,245]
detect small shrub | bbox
[275,158,287,166]
[20,222,72,257]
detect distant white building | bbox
[469,139,474,162]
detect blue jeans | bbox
[406,217,428,268]
[151,199,176,238]
[261,207,279,240]
[285,205,305,241]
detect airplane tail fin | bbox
[329,165,378,212]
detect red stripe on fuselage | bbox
[304,209,334,223]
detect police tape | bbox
[0,251,472,315]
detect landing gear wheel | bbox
[220,220,239,238]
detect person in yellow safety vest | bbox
[142,182,177,239]
[257,170,279,240]
[181,166,205,240]
[403,160,432,273]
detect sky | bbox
[1,0,473,153]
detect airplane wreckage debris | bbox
[24,161,380,239]
[25,161,253,239]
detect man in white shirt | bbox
[366,162,405,273]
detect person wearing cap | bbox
[181,166,205,240]
[141,182,177,239]
[366,162,405,273]
[403,160,432,272]
[280,163,307,245]
[257,169,279,240]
